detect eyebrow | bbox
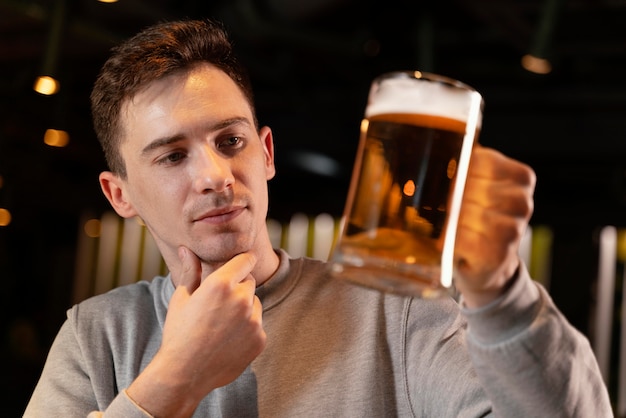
[140,116,252,157]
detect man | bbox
[25,19,611,417]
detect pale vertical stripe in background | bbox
[519,227,532,268]
[286,212,309,258]
[312,213,335,261]
[117,217,143,287]
[72,213,98,304]
[141,229,165,281]
[267,218,283,250]
[620,262,626,417]
[529,225,553,290]
[594,225,616,386]
[269,214,336,260]
[94,212,121,296]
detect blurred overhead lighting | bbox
[98,0,119,3]
[84,219,102,238]
[34,0,67,95]
[0,208,11,227]
[44,129,70,147]
[33,75,60,95]
[522,0,566,75]
[521,54,552,75]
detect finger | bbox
[469,145,537,187]
[251,295,263,326]
[458,200,527,246]
[455,199,525,280]
[455,224,520,279]
[237,275,258,306]
[198,252,257,296]
[454,226,521,293]
[227,255,258,308]
[463,177,535,218]
[223,253,257,286]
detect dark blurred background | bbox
[1,0,625,415]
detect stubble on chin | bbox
[193,229,256,271]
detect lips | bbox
[193,205,246,224]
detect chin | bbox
[198,238,254,262]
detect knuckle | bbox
[488,214,523,244]
[522,164,537,187]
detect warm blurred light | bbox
[84,219,101,238]
[523,0,564,75]
[521,54,552,75]
[403,180,416,197]
[33,75,60,95]
[98,0,118,2]
[447,159,457,179]
[360,118,369,134]
[44,129,70,147]
[0,208,11,227]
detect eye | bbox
[218,136,243,149]
[157,151,186,166]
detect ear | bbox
[259,126,276,181]
[99,171,138,218]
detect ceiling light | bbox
[0,208,11,227]
[43,129,70,147]
[521,54,552,75]
[33,75,60,95]
[523,0,566,75]
[33,0,67,95]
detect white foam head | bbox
[365,72,483,125]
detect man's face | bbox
[103,63,275,267]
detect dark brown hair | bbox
[90,19,255,177]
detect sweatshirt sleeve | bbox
[86,391,153,417]
[23,316,98,417]
[23,310,151,418]
[462,262,612,417]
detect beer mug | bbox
[330,71,483,298]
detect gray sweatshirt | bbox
[24,250,611,417]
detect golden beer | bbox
[330,72,483,297]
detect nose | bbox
[192,146,235,193]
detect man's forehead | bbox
[117,68,199,140]
[121,63,244,117]
[117,64,253,149]
[123,70,189,115]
